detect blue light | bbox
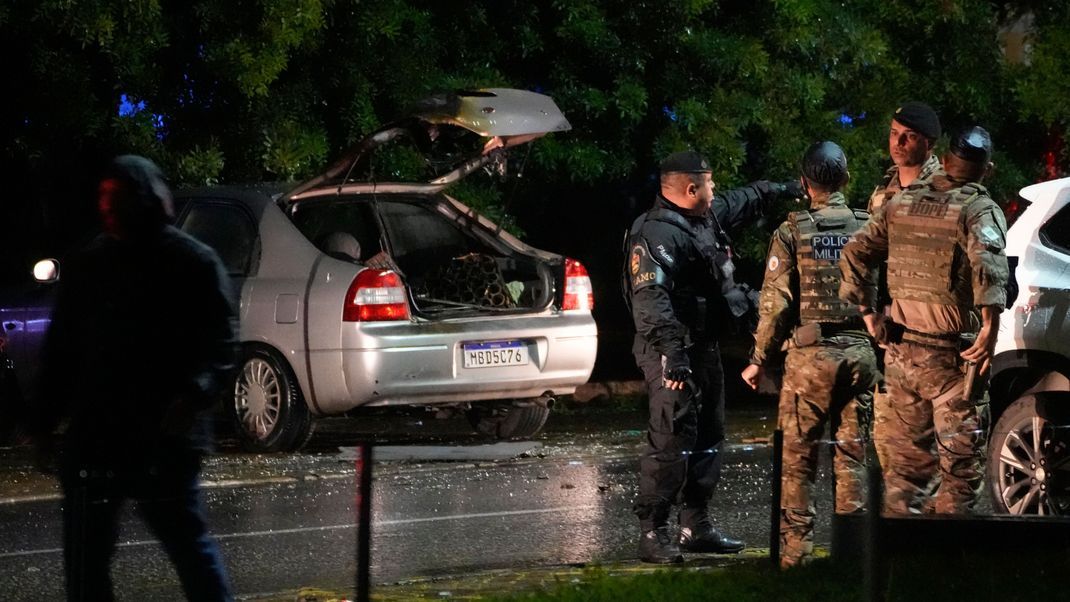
[152,113,167,140]
[118,94,146,117]
[662,105,678,122]
[838,113,854,126]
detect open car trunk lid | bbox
[282,88,570,203]
[283,88,572,318]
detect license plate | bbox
[462,340,529,369]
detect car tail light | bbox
[343,269,411,322]
[562,258,594,311]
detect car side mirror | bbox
[33,259,60,284]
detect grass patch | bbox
[490,552,1070,602]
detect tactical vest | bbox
[868,156,941,214]
[622,206,738,332]
[791,204,868,325]
[867,172,897,214]
[886,181,984,305]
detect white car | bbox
[989,176,1070,514]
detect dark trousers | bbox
[632,335,726,531]
[60,449,233,602]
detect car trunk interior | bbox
[290,196,554,317]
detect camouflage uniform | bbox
[751,191,878,568]
[840,171,1009,514]
[864,153,942,481]
[866,154,942,214]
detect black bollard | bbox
[770,429,783,568]
[355,443,373,602]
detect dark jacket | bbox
[626,181,788,369]
[34,226,237,459]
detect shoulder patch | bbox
[768,255,780,272]
[629,244,645,276]
[628,241,669,291]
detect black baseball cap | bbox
[892,101,941,141]
[949,126,993,164]
[660,151,711,174]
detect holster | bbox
[790,322,822,349]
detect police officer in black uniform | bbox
[626,150,803,563]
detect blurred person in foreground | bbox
[31,155,237,601]
[742,141,878,568]
[839,127,1008,515]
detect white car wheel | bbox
[989,394,1070,515]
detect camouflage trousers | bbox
[778,338,877,568]
[877,342,989,515]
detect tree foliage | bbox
[3,0,1070,268]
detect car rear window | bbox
[291,201,383,262]
[377,200,494,268]
[1039,202,1070,255]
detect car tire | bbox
[466,402,550,440]
[230,347,314,452]
[988,393,1070,515]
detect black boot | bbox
[677,519,745,554]
[639,526,684,564]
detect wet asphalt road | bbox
[0,402,837,600]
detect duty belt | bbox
[901,327,962,350]
[818,322,867,337]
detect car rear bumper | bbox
[311,312,598,413]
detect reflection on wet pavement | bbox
[0,399,804,599]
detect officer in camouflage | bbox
[625,150,803,563]
[741,141,878,568]
[840,126,1008,515]
[868,101,943,214]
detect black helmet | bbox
[801,141,849,189]
[949,126,993,164]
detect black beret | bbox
[949,126,993,164]
[660,150,711,174]
[801,141,849,188]
[892,101,941,141]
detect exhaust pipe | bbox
[533,394,555,409]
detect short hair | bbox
[660,171,706,190]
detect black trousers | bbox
[60,447,233,602]
[632,335,726,531]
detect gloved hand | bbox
[778,180,806,200]
[662,363,691,391]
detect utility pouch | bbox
[792,323,822,348]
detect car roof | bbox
[1019,177,1070,208]
[176,183,289,208]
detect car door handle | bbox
[2,321,24,332]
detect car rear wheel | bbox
[231,348,314,452]
[466,401,550,440]
[988,394,1070,515]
